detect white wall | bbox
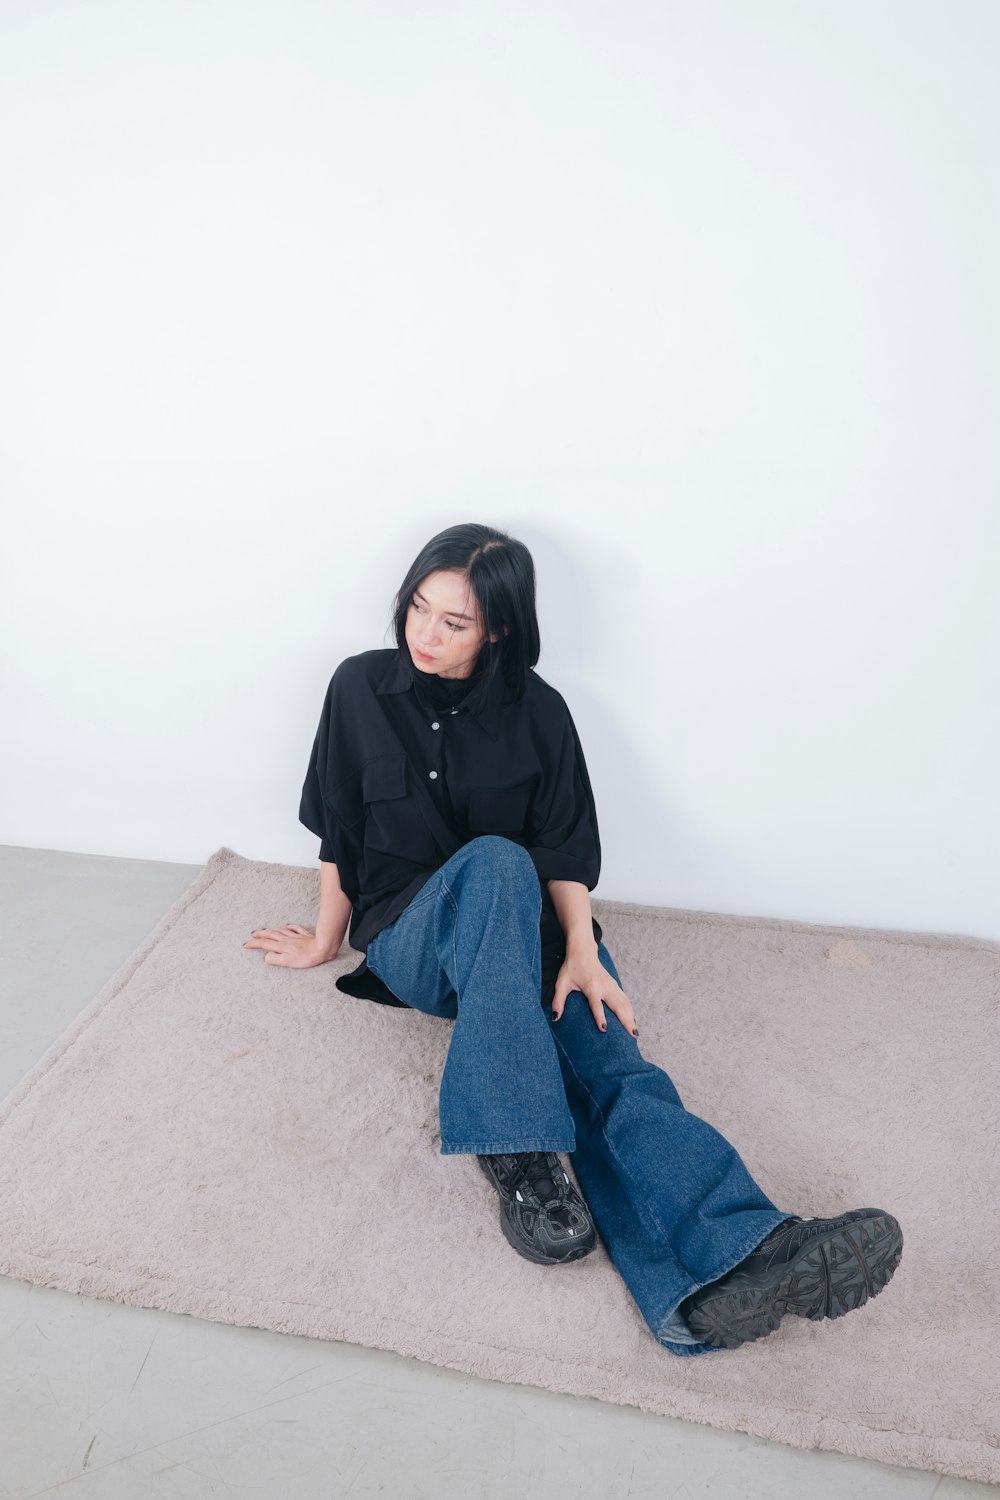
[2,0,997,940]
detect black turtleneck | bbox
[408,661,479,713]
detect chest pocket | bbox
[361,753,437,864]
[467,785,531,835]
[362,754,407,805]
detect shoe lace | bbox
[504,1152,566,1209]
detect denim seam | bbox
[393,885,440,921]
[440,858,542,998]
[438,874,460,989]
[531,922,541,1006]
[441,1136,577,1155]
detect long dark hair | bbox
[387,524,540,718]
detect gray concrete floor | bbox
[0,845,993,1500]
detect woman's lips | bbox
[415,648,436,661]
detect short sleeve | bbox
[298,663,363,900]
[525,698,601,889]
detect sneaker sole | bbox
[684,1208,903,1350]
[477,1155,597,1266]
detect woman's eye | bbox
[411,599,464,631]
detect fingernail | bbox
[600,1023,607,1032]
[632,1028,639,1037]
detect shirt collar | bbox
[376,645,509,740]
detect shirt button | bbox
[431,721,440,730]
[429,770,438,779]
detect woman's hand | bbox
[243,925,334,969]
[551,944,639,1037]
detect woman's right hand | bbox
[243,924,335,968]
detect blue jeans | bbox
[365,836,797,1356]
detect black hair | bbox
[387,523,540,718]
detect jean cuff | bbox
[440,1135,577,1155]
[654,1209,800,1353]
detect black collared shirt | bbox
[298,645,603,1009]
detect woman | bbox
[245,522,903,1356]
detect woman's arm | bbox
[315,859,354,960]
[547,877,638,1036]
[547,879,598,953]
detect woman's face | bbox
[405,569,498,679]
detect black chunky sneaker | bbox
[680,1206,903,1350]
[477,1152,598,1265]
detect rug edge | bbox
[0,847,241,1129]
[591,896,1000,955]
[0,1247,995,1489]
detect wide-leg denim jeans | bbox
[365,836,798,1355]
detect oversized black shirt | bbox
[298,645,603,1009]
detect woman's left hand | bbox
[551,946,639,1036]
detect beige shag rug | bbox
[0,848,997,1486]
